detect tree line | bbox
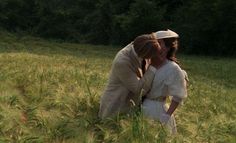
[0,0,235,56]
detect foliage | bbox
[0,32,235,142]
[173,0,236,56]
[0,0,235,56]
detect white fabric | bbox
[154,29,179,39]
[159,113,171,124]
[142,60,188,134]
[146,60,187,100]
[148,65,157,73]
[142,99,177,134]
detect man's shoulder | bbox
[118,43,133,54]
[114,44,133,63]
[113,55,130,69]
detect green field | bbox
[0,32,235,143]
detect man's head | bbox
[133,34,160,59]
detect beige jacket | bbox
[99,43,156,119]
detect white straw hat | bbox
[154,29,179,39]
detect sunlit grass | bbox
[0,32,235,142]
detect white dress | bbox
[142,60,188,134]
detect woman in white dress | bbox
[142,30,188,134]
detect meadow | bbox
[0,32,235,143]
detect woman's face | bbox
[172,39,178,49]
[158,39,169,59]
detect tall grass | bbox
[0,32,235,142]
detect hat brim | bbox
[156,35,179,39]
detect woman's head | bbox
[163,38,179,61]
[153,29,179,62]
[133,34,160,59]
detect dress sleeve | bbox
[182,69,189,82]
[166,66,188,102]
[114,61,156,97]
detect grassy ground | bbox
[0,32,235,143]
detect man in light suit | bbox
[99,34,163,119]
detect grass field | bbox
[0,32,235,143]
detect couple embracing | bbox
[99,30,188,134]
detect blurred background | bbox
[0,0,235,56]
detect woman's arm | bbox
[166,99,179,115]
[160,99,180,124]
[160,67,188,123]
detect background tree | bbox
[0,0,235,56]
[173,0,236,56]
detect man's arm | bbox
[115,61,156,97]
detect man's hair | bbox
[133,34,159,59]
